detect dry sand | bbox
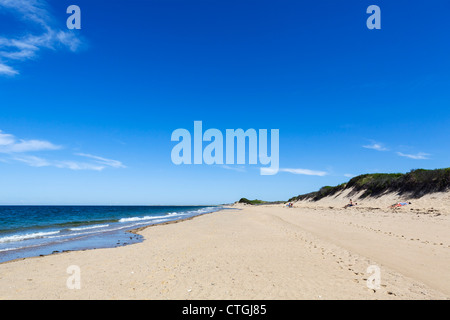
[0,194,449,300]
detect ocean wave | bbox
[119,215,172,223]
[185,207,218,214]
[69,224,110,231]
[0,207,221,246]
[0,231,60,244]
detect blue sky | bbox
[1,0,450,205]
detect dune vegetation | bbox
[288,168,450,202]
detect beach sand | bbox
[0,200,449,300]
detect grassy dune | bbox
[289,168,450,202]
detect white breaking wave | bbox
[198,207,216,213]
[69,224,110,231]
[118,207,218,223]
[185,207,217,214]
[119,215,173,223]
[0,231,60,244]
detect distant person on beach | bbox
[390,202,412,208]
[344,199,354,209]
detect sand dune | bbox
[291,187,450,215]
[0,197,449,299]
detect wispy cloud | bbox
[0,0,82,75]
[280,168,328,176]
[0,63,18,75]
[0,130,61,153]
[260,167,328,176]
[13,155,106,171]
[363,139,431,162]
[397,152,430,160]
[0,129,125,171]
[13,154,125,171]
[363,141,388,151]
[76,153,127,169]
[54,160,105,171]
[344,173,355,178]
[221,165,246,172]
[13,155,50,167]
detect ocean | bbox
[0,205,222,263]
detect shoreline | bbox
[0,206,230,266]
[128,206,234,235]
[0,204,448,299]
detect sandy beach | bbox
[0,201,449,300]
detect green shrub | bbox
[238,198,266,205]
[289,168,450,201]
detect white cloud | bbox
[54,160,105,171]
[0,129,125,171]
[260,167,328,176]
[0,62,18,75]
[363,142,388,151]
[75,153,127,169]
[0,0,50,27]
[13,155,105,171]
[6,139,61,153]
[0,130,61,153]
[13,155,50,167]
[344,173,355,178]
[0,130,15,145]
[280,168,328,176]
[221,165,246,172]
[397,152,430,160]
[0,0,82,75]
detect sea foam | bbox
[0,231,60,244]
[69,224,110,231]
